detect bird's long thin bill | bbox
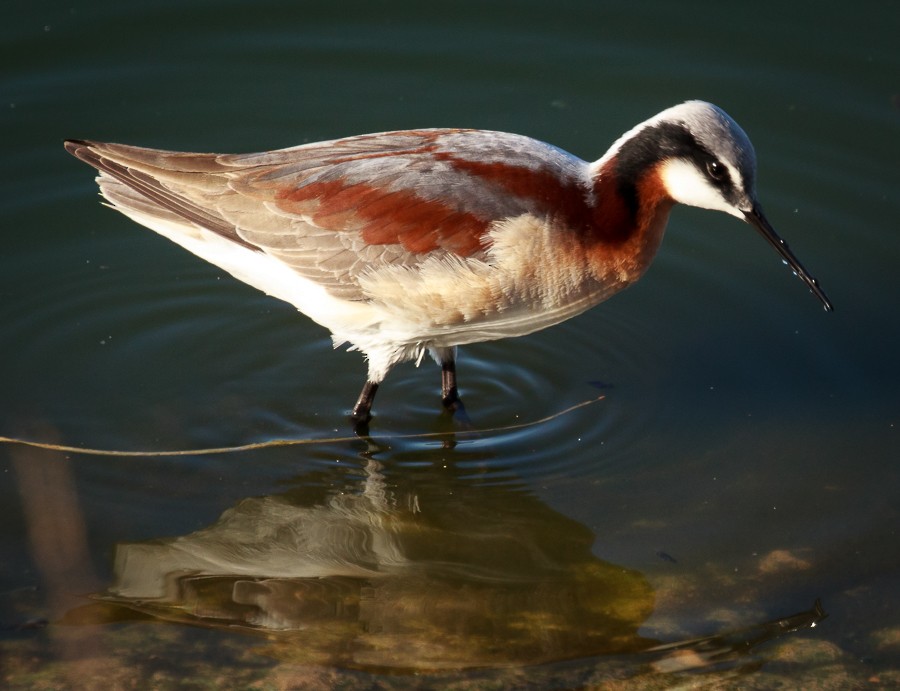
[744,206,833,312]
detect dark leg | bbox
[439,355,473,431]
[350,380,379,429]
[441,359,460,409]
[440,352,473,422]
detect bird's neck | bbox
[583,158,675,286]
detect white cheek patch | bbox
[659,159,744,219]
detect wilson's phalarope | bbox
[66,101,832,427]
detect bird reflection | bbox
[93,456,657,670]
[74,450,827,674]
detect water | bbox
[2,0,898,687]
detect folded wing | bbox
[65,130,592,301]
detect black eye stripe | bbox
[615,121,712,216]
[614,121,741,214]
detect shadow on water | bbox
[11,432,826,680]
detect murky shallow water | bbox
[2,1,898,687]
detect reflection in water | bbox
[90,457,656,671]
[67,453,826,675]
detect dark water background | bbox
[2,1,898,687]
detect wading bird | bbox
[66,101,832,428]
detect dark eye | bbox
[706,160,728,182]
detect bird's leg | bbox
[350,380,379,430]
[438,356,475,432]
[441,359,462,411]
[434,347,467,417]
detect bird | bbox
[65,100,832,429]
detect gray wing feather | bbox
[65,130,588,301]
